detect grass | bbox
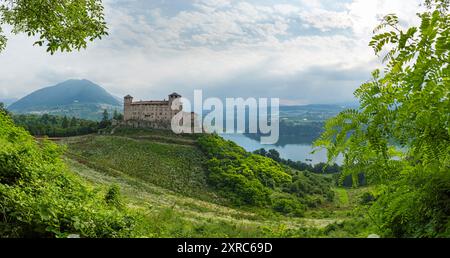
[65,157,330,237]
[334,188,350,206]
[62,134,222,203]
[59,129,371,237]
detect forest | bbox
[5,110,122,137]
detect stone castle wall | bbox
[121,92,200,131]
[123,93,182,124]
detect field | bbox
[59,129,373,237]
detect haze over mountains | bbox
[5,78,357,123]
[8,79,122,121]
[0,98,18,107]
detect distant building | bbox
[121,93,198,131]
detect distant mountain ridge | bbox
[9,79,122,121]
[9,79,120,110]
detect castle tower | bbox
[168,92,182,111]
[124,95,133,121]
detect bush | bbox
[0,112,137,238]
[370,170,450,237]
[282,171,334,205]
[105,184,123,208]
[359,192,376,205]
[197,134,291,206]
[271,194,305,217]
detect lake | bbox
[220,133,337,164]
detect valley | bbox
[58,128,371,237]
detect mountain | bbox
[8,79,122,121]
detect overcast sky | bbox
[0,0,424,105]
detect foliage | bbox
[0,102,9,115]
[0,0,108,53]
[359,192,376,205]
[113,110,124,121]
[315,0,450,237]
[271,193,305,216]
[105,184,123,209]
[0,111,137,237]
[12,113,100,137]
[197,134,334,213]
[370,170,450,237]
[282,172,334,203]
[322,216,372,238]
[65,133,221,203]
[60,128,369,237]
[100,109,111,128]
[197,134,290,206]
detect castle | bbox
[124,92,182,122]
[122,92,197,131]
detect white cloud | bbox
[347,0,423,36]
[0,0,425,104]
[299,9,352,31]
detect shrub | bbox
[359,192,376,205]
[197,134,291,206]
[370,170,450,237]
[105,184,123,208]
[271,194,305,217]
[0,112,137,238]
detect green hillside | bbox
[64,134,222,203]
[58,127,371,237]
[0,111,137,237]
[0,110,372,237]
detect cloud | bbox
[0,0,424,105]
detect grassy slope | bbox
[60,129,369,237]
[64,134,219,203]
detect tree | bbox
[40,114,50,124]
[102,109,109,122]
[267,149,281,162]
[61,116,69,129]
[253,148,267,156]
[315,0,449,237]
[0,0,108,53]
[113,109,123,121]
[70,116,78,127]
[99,109,110,128]
[0,102,8,115]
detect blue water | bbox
[220,133,337,164]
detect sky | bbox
[0,0,424,105]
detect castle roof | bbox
[131,100,169,105]
[124,94,133,98]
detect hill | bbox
[0,111,136,237]
[57,127,372,237]
[8,79,121,120]
[0,110,373,237]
